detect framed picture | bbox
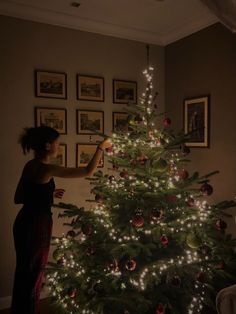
[35,107,67,134]
[35,70,67,99]
[77,74,104,102]
[76,144,104,168]
[50,144,67,167]
[112,112,129,132]
[183,95,210,147]
[113,79,137,104]
[76,110,104,135]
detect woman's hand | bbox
[54,189,65,199]
[98,138,112,150]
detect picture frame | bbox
[76,110,104,135]
[183,95,210,147]
[35,70,67,99]
[113,79,137,104]
[77,74,104,102]
[35,107,67,134]
[76,144,104,168]
[50,144,67,167]
[112,112,129,132]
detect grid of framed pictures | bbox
[34,70,139,168]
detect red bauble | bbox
[178,169,189,180]
[186,197,195,207]
[66,230,76,238]
[95,194,104,203]
[201,183,213,196]
[160,235,168,246]
[156,303,165,314]
[67,287,77,298]
[112,163,119,170]
[132,215,144,228]
[163,117,171,127]
[134,115,142,123]
[120,170,129,179]
[137,155,148,165]
[215,219,227,231]
[197,271,205,283]
[125,259,137,271]
[81,224,93,236]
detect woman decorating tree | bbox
[11,126,111,314]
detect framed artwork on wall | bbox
[35,70,67,99]
[112,112,129,132]
[76,144,104,168]
[35,107,67,134]
[50,144,67,167]
[76,110,104,135]
[113,79,137,104]
[183,95,210,147]
[77,74,104,102]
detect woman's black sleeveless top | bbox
[22,178,55,214]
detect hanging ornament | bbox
[163,117,171,127]
[196,271,205,283]
[95,194,104,203]
[186,233,201,249]
[178,169,189,180]
[215,219,227,231]
[67,287,77,298]
[120,170,129,179]
[200,183,213,195]
[132,215,144,228]
[151,209,163,221]
[112,163,119,170]
[160,235,168,246]
[156,303,165,314]
[81,224,93,236]
[66,230,76,238]
[186,197,195,207]
[171,275,181,287]
[109,175,115,182]
[137,155,148,165]
[125,259,137,271]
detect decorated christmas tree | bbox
[46,61,236,314]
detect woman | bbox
[11,126,111,314]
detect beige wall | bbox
[0,15,165,301]
[166,23,236,235]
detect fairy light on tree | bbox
[46,46,236,314]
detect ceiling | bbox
[0,0,218,45]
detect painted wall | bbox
[165,23,236,235]
[0,15,165,302]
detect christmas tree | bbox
[46,64,236,314]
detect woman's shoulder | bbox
[22,159,52,183]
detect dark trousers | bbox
[11,209,52,314]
